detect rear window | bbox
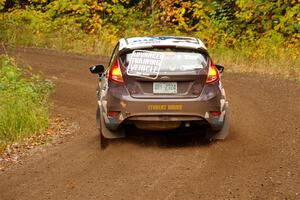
[120,48,208,72]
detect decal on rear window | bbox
[126,50,164,80]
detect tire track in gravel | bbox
[133,149,209,200]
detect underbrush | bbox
[0,9,117,55]
[211,41,300,80]
[0,9,299,79]
[0,55,54,150]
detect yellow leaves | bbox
[88,14,102,33]
[0,0,5,10]
[91,4,103,11]
[192,2,206,20]
[236,0,254,10]
[1,0,300,57]
[157,0,210,32]
[180,7,186,15]
[245,12,253,22]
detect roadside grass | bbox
[0,55,54,151]
[211,44,300,80]
[0,10,117,56]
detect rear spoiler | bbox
[119,46,209,56]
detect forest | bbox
[0,0,299,78]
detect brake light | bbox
[109,59,123,84]
[210,111,221,116]
[108,111,120,117]
[206,61,219,84]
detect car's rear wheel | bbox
[97,107,109,150]
[99,129,109,149]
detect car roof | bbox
[119,36,207,52]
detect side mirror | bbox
[89,64,105,74]
[215,64,224,74]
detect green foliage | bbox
[0,0,299,77]
[0,55,54,148]
[2,0,299,43]
[0,0,5,10]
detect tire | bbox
[204,126,217,142]
[99,129,109,150]
[97,107,109,150]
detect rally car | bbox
[90,36,229,147]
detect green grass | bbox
[0,11,117,56]
[0,55,54,150]
[211,44,300,80]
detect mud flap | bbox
[212,102,230,140]
[98,108,125,139]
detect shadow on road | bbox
[108,125,214,149]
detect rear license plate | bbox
[153,82,177,94]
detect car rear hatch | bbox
[119,47,209,99]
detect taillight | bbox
[107,111,120,117]
[210,111,221,116]
[206,61,219,84]
[109,59,123,84]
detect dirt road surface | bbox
[0,48,299,200]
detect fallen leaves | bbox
[0,115,79,171]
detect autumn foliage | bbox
[1,0,299,44]
[0,0,299,78]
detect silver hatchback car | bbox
[90,36,229,147]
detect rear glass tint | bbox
[120,48,208,72]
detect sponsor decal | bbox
[127,36,199,44]
[128,37,161,44]
[127,37,181,44]
[127,50,164,79]
[147,104,182,111]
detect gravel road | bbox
[0,48,299,200]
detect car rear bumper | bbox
[100,92,227,132]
